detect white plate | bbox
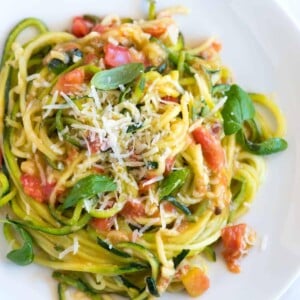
[0,0,300,299]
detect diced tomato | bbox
[164,156,175,175]
[211,41,222,52]
[104,43,133,68]
[192,126,225,172]
[54,68,85,94]
[120,200,145,218]
[21,174,44,202]
[162,96,179,103]
[91,217,114,232]
[181,267,210,297]
[20,174,56,203]
[92,24,110,34]
[71,16,93,37]
[221,224,256,273]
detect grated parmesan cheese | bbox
[60,91,81,115]
[90,85,101,109]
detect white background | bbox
[276,0,300,299]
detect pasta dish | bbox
[0,1,287,299]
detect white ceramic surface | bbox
[0,0,300,299]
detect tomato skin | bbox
[71,16,93,37]
[120,200,145,218]
[221,224,247,273]
[91,217,114,232]
[181,267,210,297]
[104,43,132,68]
[54,68,85,94]
[192,127,225,172]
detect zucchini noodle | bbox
[0,3,287,299]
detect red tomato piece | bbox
[104,43,132,68]
[120,200,145,218]
[91,217,114,232]
[21,174,45,202]
[71,16,93,37]
[192,127,225,172]
[181,267,210,297]
[54,68,85,94]
[221,224,250,273]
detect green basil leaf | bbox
[62,175,117,210]
[159,168,189,200]
[6,224,34,266]
[237,130,288,155]
[91,63,144,90]
[222,84,255,135]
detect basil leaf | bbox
[91,63,144,90]
[6,224,34,266]
[159,168,189,200]
[62,175,117,210]
[222,84,255,135]
[237,130,288,155]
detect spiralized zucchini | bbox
[0,2,287,299]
